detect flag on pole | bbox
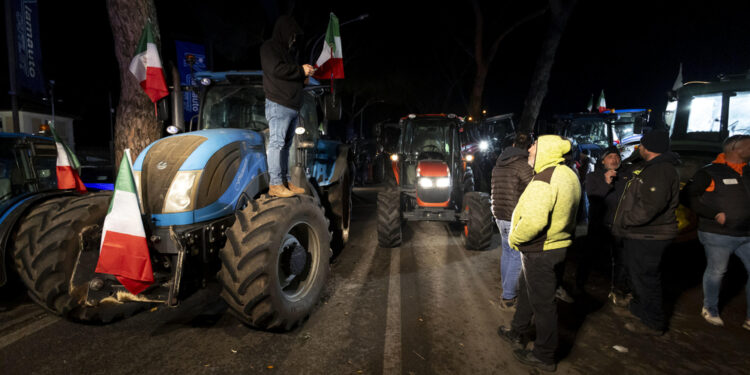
[129,22,169,103]
[672,63,683,91]
[50,123,87,193]
[95,151,153,295]
[586,94,593,112]
[597,90,607,113]
[312,13,345,80]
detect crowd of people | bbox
[490,132,750,372]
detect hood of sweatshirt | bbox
[271,15,303,50]
[533,135,571,173]
[495,146,529,167]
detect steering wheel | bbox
[421,145,441,153]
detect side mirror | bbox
[323,93,342,121]
[634,117,646,134]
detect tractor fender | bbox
[312,141,352,187]
[0,191,75,287]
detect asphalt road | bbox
[1,185,749,374]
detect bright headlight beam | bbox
[418,177,434,188]
[479,140,489,151]
[436,177,451,188]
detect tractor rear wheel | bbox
[218,194,331,330]
[377,189,402,247]
[462,192,493,250]
[12,192,139,322]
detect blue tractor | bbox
[9,71,353,330]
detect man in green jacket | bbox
[497,135,580,372]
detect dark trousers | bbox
[511,248,567,365]
[624,238,671,330]
[576,225,629,293]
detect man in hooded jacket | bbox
[260,15,315,197]
[497,135,580,372]
[490,133,534,310]
[612,130,680,336]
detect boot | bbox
[269,184,295,197]
[286,181,306,195]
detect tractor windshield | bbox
[201,86,268,131]
[404,118,454,160]
[567,118,610,149]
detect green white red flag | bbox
[312,13,344,80]
[129,22,169,103]
[95,151,153,295]
[597,90,607,113]
[50,123,87,194]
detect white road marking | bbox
[0,314,60,350]
[383,248,402,374]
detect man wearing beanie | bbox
[612,130,680,335]
[579,146,631,305]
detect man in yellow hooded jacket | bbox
[497,135,580,372]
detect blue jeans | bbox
[497,219,522,300]
[698,231,750,319]
[265,99,299,186]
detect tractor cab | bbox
[556,109,649,160]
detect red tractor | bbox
[377,114,494,249]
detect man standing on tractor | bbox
[497,135,580,372]
[260,15,315,197]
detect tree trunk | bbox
[518,0,576,134]
[469,64,488,120]
[107,0,162,165]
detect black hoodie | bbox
[260,15,306,110]
[490,146,534,221]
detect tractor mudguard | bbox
[0,191,75,287]
[311,141,351,187]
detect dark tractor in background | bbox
[665,73,750,240]
[377,114,493,250]
[460,113,516,193]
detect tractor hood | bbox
[133,128,268,226]
[417,160,449,177]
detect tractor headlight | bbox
[163,170,202,213]
[133,171,143,212]
[390,154,399,162]
[418,177,434,188]
[465,154,474,162]
[436,177,451,188]
[479,140,489,151]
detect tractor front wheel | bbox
[218,194,331,331]
[462,192,493,250]
[377,189,402,248]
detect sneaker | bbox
[512,348,556,372]
[742,319,750,331]
[608,291,632,307]
[624,321,664,336]
[701,307,724,327]
[499,298,517,311]
[497,325,526,350]
[555,286,574,303]
[286,182,306,194]
[269,184,295,197]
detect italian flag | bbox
[95,151,153,295]
[50,124,87,194]
[129,22,169,103]
[312,13,344,80]
[597,90,607,113]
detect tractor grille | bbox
[195,141,242,209]
[142,135,207,214]
[416,187,451,205]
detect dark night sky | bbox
[2,0,749,152]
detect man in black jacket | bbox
[490,133,534,310]
[578,146,631,305]
[260,15,315,197]
[612,130,680,336]
[683,135,750,330]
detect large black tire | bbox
[462,192,493,250]
[377,189,402,247]
[12,192,135,321]
[326,164,352,255]
[218,194,331,331]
